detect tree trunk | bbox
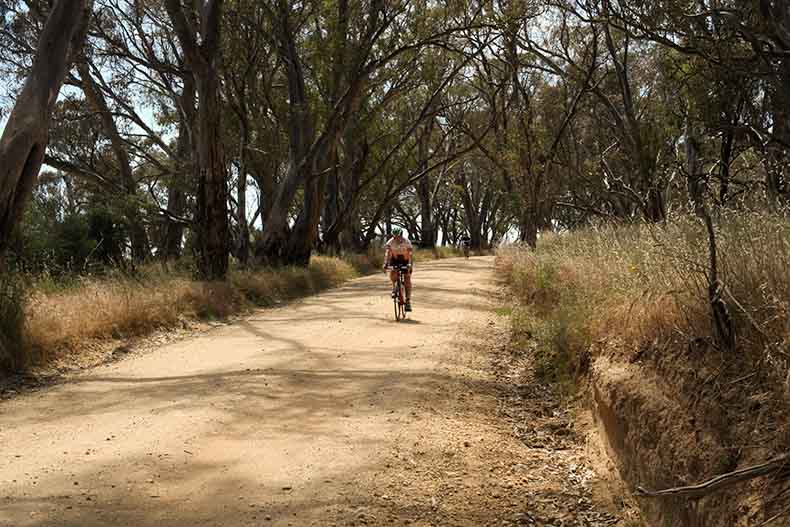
[600,17,665,223]
[686,118,735,352]
[256,0,370,265]
[385,206,393,239]
[248,153,276,232]
[644,184,666,222]
[719,127,734,205]
[322,127,369,254]
[194,68,229,280]
[165,0,229,280]
[0,0,93,256]
[458,168,485,249]
[286,169,327,265]
[417,176,435,248]
[523,168,544,249]
[416,121,436,248]
[254,1,314,266]
[236,118,251,266]
[162,75,196,260]
[323,145,341,254]
[449,208,458,246]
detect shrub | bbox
[0,271,29,371]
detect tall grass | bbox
[19,256,362,367]
[496,213,790,387]
[2,248,466,373]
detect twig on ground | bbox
[759,501,790,526]
[727,372,757,386]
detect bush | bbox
[499,245,591,388]
[0,271,29,372]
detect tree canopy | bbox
[1,0,788,277]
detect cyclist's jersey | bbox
[386,236,413,261]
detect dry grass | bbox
[6,255,365,369]
[496,212,790,387]
[498,214,790,522]
[3,248,465,373]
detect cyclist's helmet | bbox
[392,227,403,237]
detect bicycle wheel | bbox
[398,275,407,320]
[398,284,406,320]
[394,281,402,321]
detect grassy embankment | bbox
[0,246,461,373]
[496,214,790,525]
[496,213,790,391]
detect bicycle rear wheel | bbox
[398,276,407,320]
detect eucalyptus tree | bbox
[72,55,153,261]
[0,0,94,258]
[460,1,602,245]
[249,0,488,264]
[600,0,790,208]
[220,1,282,265]
[92,0,200,261]
[164,0,228,279]
[2,0,203,264]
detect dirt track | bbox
[0,257,631,527]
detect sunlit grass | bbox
[496,213,790,387]
[2,248,463,372]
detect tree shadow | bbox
[0,256,507,526]
[2,363,512,527]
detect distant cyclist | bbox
[383,227,413,312]
[459,234,471,258]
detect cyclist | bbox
[383,227,413,312]
[459,234,471,257]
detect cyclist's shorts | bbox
[390,256,410,270]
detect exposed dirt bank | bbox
[590,347,790,526]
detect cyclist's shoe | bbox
[391,290,398,299]
[405,301,412,312]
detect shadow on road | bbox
[0,257,511,527]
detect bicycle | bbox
[462,242,470,258]
[386,263,410,321]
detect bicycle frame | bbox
[387,264,409,321]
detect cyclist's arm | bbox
[383,245,391,268]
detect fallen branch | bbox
[760,502,790,527]
[636,454,790,499]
